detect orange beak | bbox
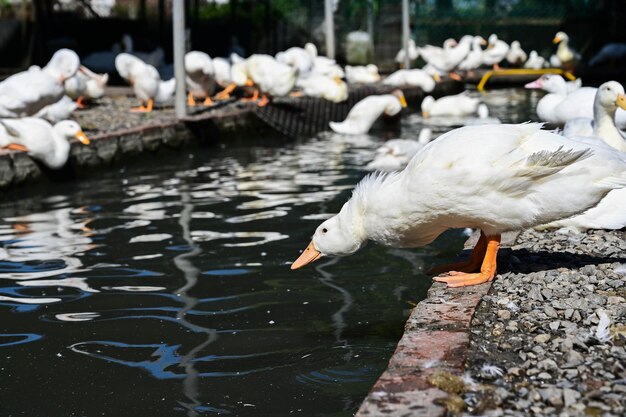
[75,130,90,145]
[398,94,407,108]
[245,78,254,87]
[617,93,626,110]
[290,241,322,270]
[552,36,560,44]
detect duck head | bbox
[524,74,567,94]
[553,31,568,45]
[391,89,407,108]
[291,207,366,270]
[596,81,626,111]
[45,49,80,84]
[54,120,90,145]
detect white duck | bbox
[291,123,626,288]
[296,75,348,103]
[562,81,626,151]
[345,64,381,84]
[231,54,297,106]
[419,37,470,74]
[543,82,626,231]
[366,128,432,172]
[64,66,109,106]
[395,39,419,66]
[526,74,626,127]
[276,43,316,79]
[382,68,440,92]
[553,31,578,66]
[0,118,90,169]
[482,34,509,69]
[35,96,78,123]
[506,41,527,67]
[523,50,546,69]
[421,92,480,118]
[0,49,80,117]
[329,91,407,135]
[116,52,174,112]
[185,51,215,106]
[458,36,487,72]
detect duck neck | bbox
[49,133,71,169]
[594,99,626,151]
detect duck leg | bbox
[4,144,28,152]
[187,93,197,106]
[242,89,260,102]
[76,96,86,109]
[257,94,270,107]
[203,96,215,106]
[433,233,501,288]
[131,99,154,113]
[428,231,487,275]
[215,83,236,100]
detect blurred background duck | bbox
[64,66,109,108]
[115,52,175,112]
[383,68,440,92]
[0,49,79,118]
[421,92,480,118]
[0,118,90,169]
[366,128,432,172]
[329,90,407,135]
[35,96,78,123]
[231,54,297,106]
[482,34,509,70]
[296,74,347,103]
[506,41,527,67]
[345,64,380,84]
[553,31,579,69]
[185,51,216,106]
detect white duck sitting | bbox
[382,68,440,92]
[0,118,90,169]
[464,104,501,125]
[523,50,546,69]
[420,36,473,76]
[35,96,78,123]
[329,90,407,135]
[296,75,348,103]
[276,43,316,79]
[345,64,381,84]
[395,39,419,66]
[64,65,109,107]
[0,49,80,118]
[506,41,527,67]
[553,31,579,67]
[185,51,215,106]
[562,81,626,151]
[231,54,297,106]
[482,34,509,70]
[366,128,432,172]
[421,92,480,118]
[291,123,626,287]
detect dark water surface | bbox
[0,88,535,417]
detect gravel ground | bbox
[462,228,626,417]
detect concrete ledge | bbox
[356,231,520,417]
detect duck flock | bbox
[0,30,624,287]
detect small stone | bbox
[563,388,581,407]
[540,387,562,406]
[538,372,552,380]
[538,359,558,371]
[507,367,521,376]
[544,305,558,318]
[497,309,511,320]
[607,296,625,305]
[549,321,560,331]
[563,350,584,368]
[534,334,551,344]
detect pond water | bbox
[0,88,537,417]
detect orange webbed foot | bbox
[433,271,495,287]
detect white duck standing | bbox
[231,54,297,106]
[553,31,578,67]
[382,68,440,92]
[395,39,419,66]
[482,34,509,70]
[291,123,626,287]
[116,52,174,112]
[458,36,487,72]
[329,90,407,135]
[366,128,432,172]
[506,41,527,67]
[64,66,109,107]
[185,51,216,106]
[0,49,80,117]
[0,118,90,169]
[421,92,480,118]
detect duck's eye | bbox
[322,228,328,234]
